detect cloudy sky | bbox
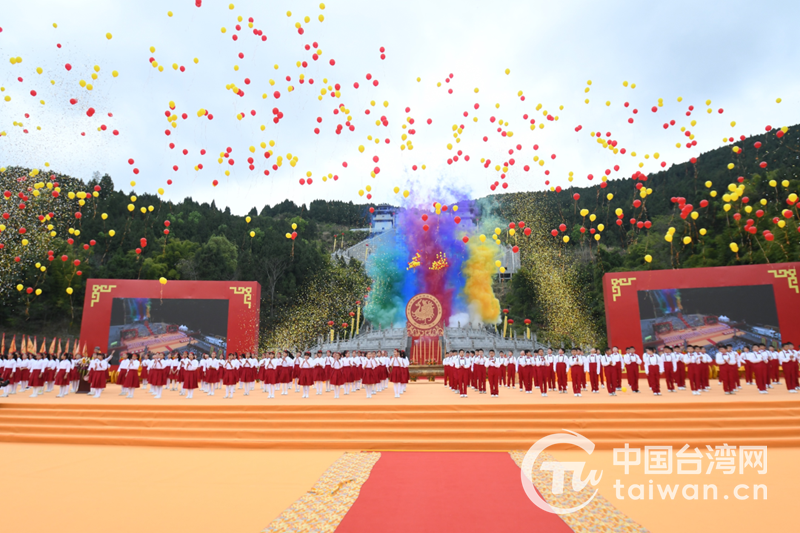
[1,0,798,215]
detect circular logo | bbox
[405,293,443,331]
[520,430,602,515]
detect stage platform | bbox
[1,381,798,451]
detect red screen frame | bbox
[79,279,261,355]
[603,263,800,353]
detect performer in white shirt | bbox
[221,353,239,399]
[623,348,642,393]
[643,348,663,396]
[599,350,617,396]
[661,346,677,392]
[52,354,70,398]
[486,350,502,397]
[554,349,568,393]
[117,353,130,396]
[0,354,16,397]
[568,351,583,397]
[716,346,737,395]
[123,354,141,398]
[28,353,47,398]
[182,353,199,399]
[329,353,345,399]
[585,349,601,393]
[779,343,798,392]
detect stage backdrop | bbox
[80,279,261,356]
[603,263,800,353]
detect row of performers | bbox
[442,343,799,397]
[0,350,411,400]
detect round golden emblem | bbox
[405,293,443,331]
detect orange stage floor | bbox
[1,380,798,451]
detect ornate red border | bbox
[79,279,261,354]
[603,263,800,352]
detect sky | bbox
[1,0,799,215]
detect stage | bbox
[1,380,798,451]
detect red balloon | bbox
[700,200,709,208]
[454,216,461,224]
[164,229,170,235]
[558,223,567,232]
[518,221,525,228]
[422,224,429,232]
[550,229,558,237]
[61,255,68,261]
[524,227,532,236]
[75,212,82,219]
[164,220,170,227]
[421,214,428,221]
[462,236,469,244]
[26,287,33,294]
[135,248,142,254]
[73,259,81,266]
[572,193,580,200]
[512,245,519,253]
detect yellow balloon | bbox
[105,32,113,40]
[683,236,692,245]
[101,213,108,220]
[644,254,652,263]
[127,204,135,212]
[597,224,605,232]
[562,236,569,243]
[495,260,502,268]
[589,214,596,222]
[594,234,601,241]
[249,231,255,237]
[607,193,614,201]
[479,234,486,242]
[246,216,252,223]
[509,228,516,236]
[358,145,365,153]
[403,190,410,198]
[35,289,42,296]
[108,230,116,237]
[16,284,23,291]
[157,188,164,195]
[66,287,74,295]
[291,223,297,230]
[730,242,739,253]
[393,186,400,194]
[285,233,292,239]
[665,234,673,243]
[159,277,167,285]
[499,267,506,273]
[699,228,707,236]
[580,209,589,217]
[494,228,501,235]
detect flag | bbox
[22,335,28,354]
[82,342,88,357]
[32,336,37,354]
[9,335,15,354]
[58,338,63,355]
[40,337,46,354]
[1,333,4,355]
[49,337,56,354]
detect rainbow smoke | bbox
[364,197,502,328]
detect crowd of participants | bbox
[2,342,797,401]
[442,342,799,397]
[0,349,410,400]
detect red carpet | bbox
[335,452,572,533]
